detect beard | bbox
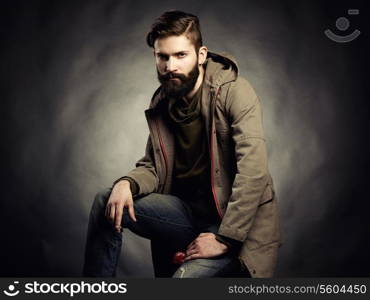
[157,60,200,98]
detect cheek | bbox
[181,57,196,73]
[156,62,165,73]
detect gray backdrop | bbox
[1,0,368,277]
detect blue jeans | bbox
[83,188,250,278]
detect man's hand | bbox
[184,232,229,262]
[105,180,137,233]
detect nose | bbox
[165,57,177,73]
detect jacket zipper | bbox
[210,87,224,219]
[154,118,168,193]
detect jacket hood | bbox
[203,51,239,87]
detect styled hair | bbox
[146,10,203,53]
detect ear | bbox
[153,49,156,57]
[198,46,208,65]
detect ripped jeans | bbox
[82,188,250,278]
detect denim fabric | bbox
[82,188,250,278]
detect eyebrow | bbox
[155,50,190,56]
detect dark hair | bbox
[146,10,203,53]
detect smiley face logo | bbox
[3,281,20,297]
[325,9,361,43]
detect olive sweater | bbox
[167,83,220,224]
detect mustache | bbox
[158,72,187,81]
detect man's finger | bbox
[185,248,198,257]
[105,204,113,222]
[184,253,202,262]
[186,243,197,252]
[186,239,197,250]
[115,203,124,230]
[128,202,137,222]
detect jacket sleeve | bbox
[217,77,269,242]
[113,135,160,198]
[215,233,243,254]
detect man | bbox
[83,10,282,278]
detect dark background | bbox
[0,0,369,277]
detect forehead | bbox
[154,34,196,54]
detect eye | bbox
[177,52,186,58]
[157,53,168,60]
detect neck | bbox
[184,65,204,102]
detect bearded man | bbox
[83,10,282,278]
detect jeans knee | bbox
[172,262,210,278]
[172,258,237,278]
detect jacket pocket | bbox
[245,184,281,250]
[258,183,274,207]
